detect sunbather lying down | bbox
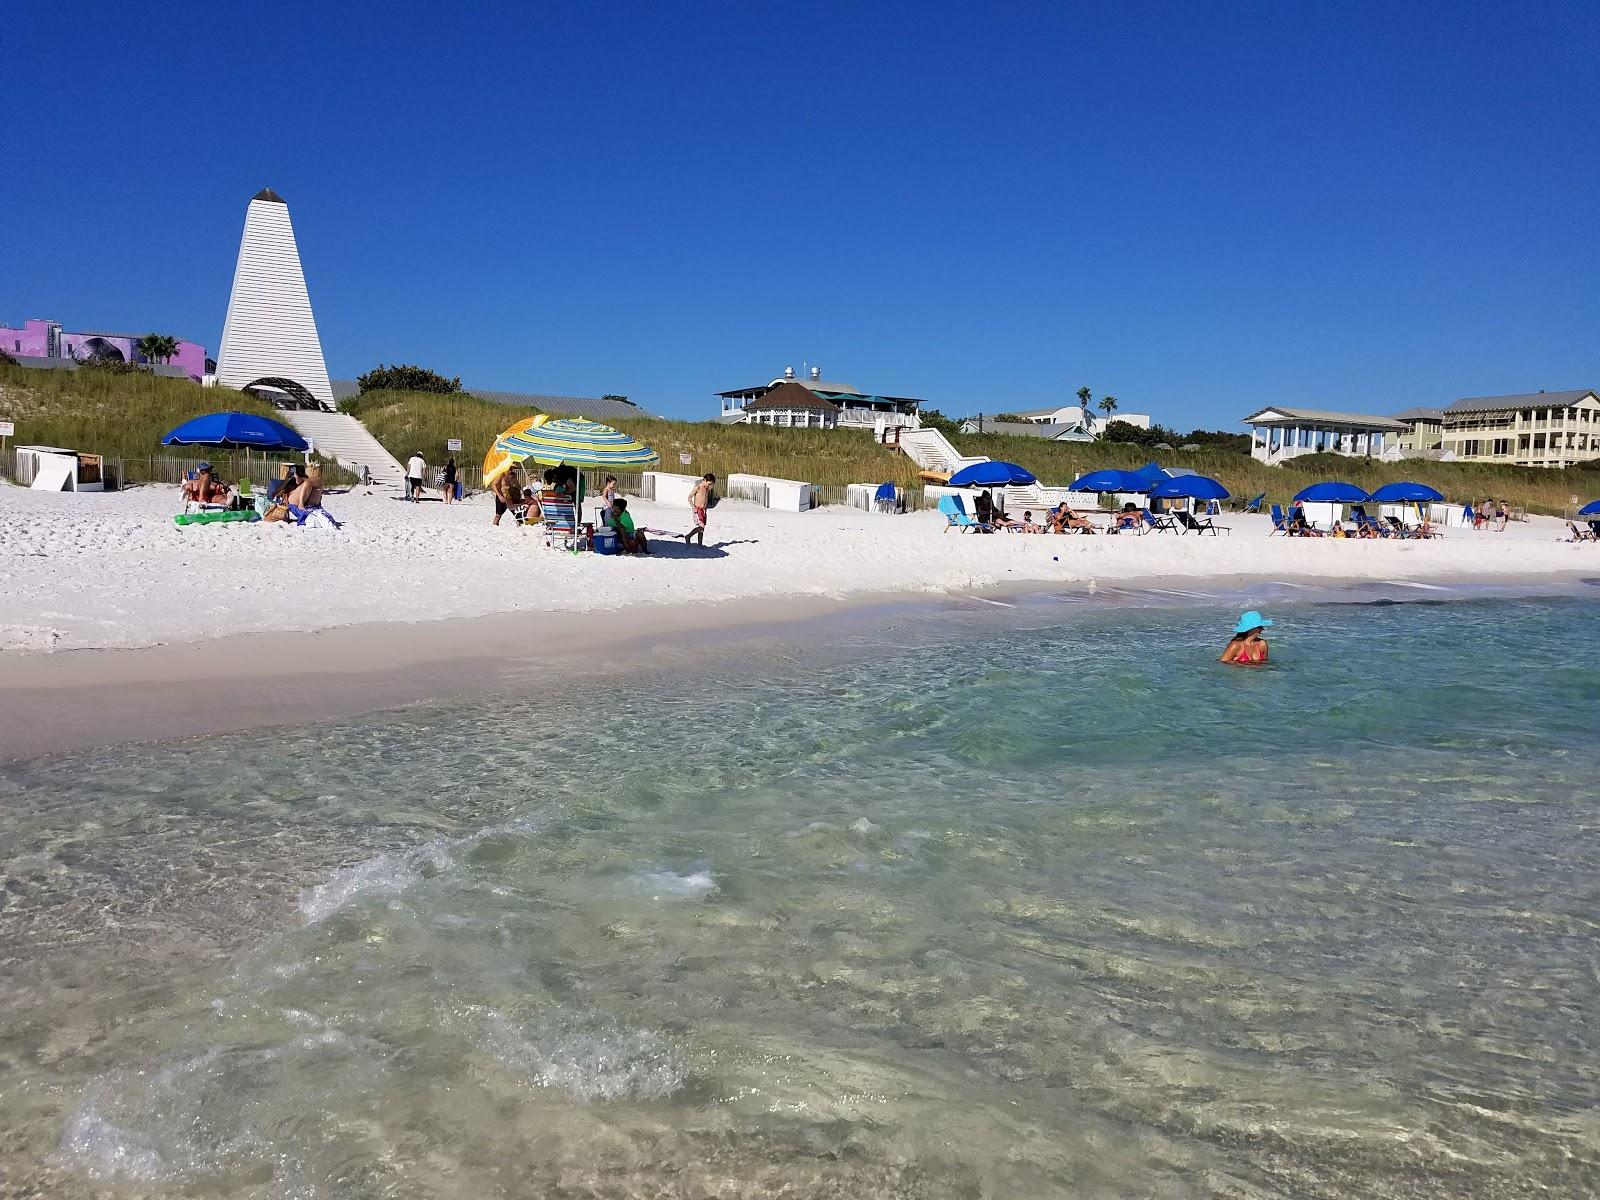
[1113,503,1142,531]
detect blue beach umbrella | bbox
[161,411,309,451]
[947,460,1038,487]
[1149,474,1230,501]
[1130,461,1170,488]
[1068,468,1149,493]
[1579,499,1600,517]
[1368,481,1444,504]
[1293,481,1369,504]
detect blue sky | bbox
[5,1,1597,427]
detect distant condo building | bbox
[215,188,334,410]
[717,366,923,436]
[0,318,208,381]
[1392,407,1446,455]
[1439,390,1600,469]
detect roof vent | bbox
[810,366,821,381]
[783,365,795,380]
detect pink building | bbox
[1,318,209,382]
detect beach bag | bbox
[263,502,290,523]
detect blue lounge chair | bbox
[1270,503,1292,535]
[1242,492,1266,514]
[938,494,992,533]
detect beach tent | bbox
[947,460,1038,487]
[483,415,659,486]
[1068,468,1149,493]
[1149,474,1229,501]
[1293,481,1368,503]
[1578,499,1600,517]
[1368,482,1444,504]
[161,411,308,451]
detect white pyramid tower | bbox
[215,188,333,408]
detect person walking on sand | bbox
[406,451,427,502]
[441,457,458,504]
[685,473,716,545]
[1220,611,1272,666]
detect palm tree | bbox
[1099,396,1119,419]
[136,333,179,364]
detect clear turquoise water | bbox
[3,590,1599,1198]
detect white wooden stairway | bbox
[278,409,408,487]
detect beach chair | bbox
[1173,510,1228,535]
[1567,522,1596,543]
[1242,492,1266,515]
[1348,506,1386,537]
[1269,504,1292,535]
[1589,519,1600,541]
[938,494,992,533]
[1142,509,1177,533]
[538,490,582,549]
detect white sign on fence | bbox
[0,420,13,438]
[447,438,463,452]
[679,452,692,466]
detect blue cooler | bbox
[593,529,619,555]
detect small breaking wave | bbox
[298,808,559,924]
[623,865,717,900]
[453,1003,686,1102]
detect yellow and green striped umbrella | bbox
[483,415,658,484]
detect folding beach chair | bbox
[1242,492,1266,514]
[538,490,582,550]
[1142,509,1178,533]
[1567,522,1596,543]
[1173,510,1228,535]
[938,494,992,533]
[1269,504,1292,535]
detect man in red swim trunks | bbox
[685,473,715,546]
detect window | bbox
[1492,438,1510,456]
[1460,439,1481,456]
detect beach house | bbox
[717,366,923,436]
[0,318,209,382]
[1243,405,1408,464]
[1392,407,1446,456]
[1439,390,1600,468]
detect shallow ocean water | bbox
[3,590,1600,1198]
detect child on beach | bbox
[611,498,650,554]
[599,475,618,523]
[1220,611,1272,666]
[685,474,716,545]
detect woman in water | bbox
[1220,611,1272,666]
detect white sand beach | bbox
[2,482,1593,657]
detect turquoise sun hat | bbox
[1233,611,1274,635]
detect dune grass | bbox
[0,365,354,485]
[6,369,1597,512]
